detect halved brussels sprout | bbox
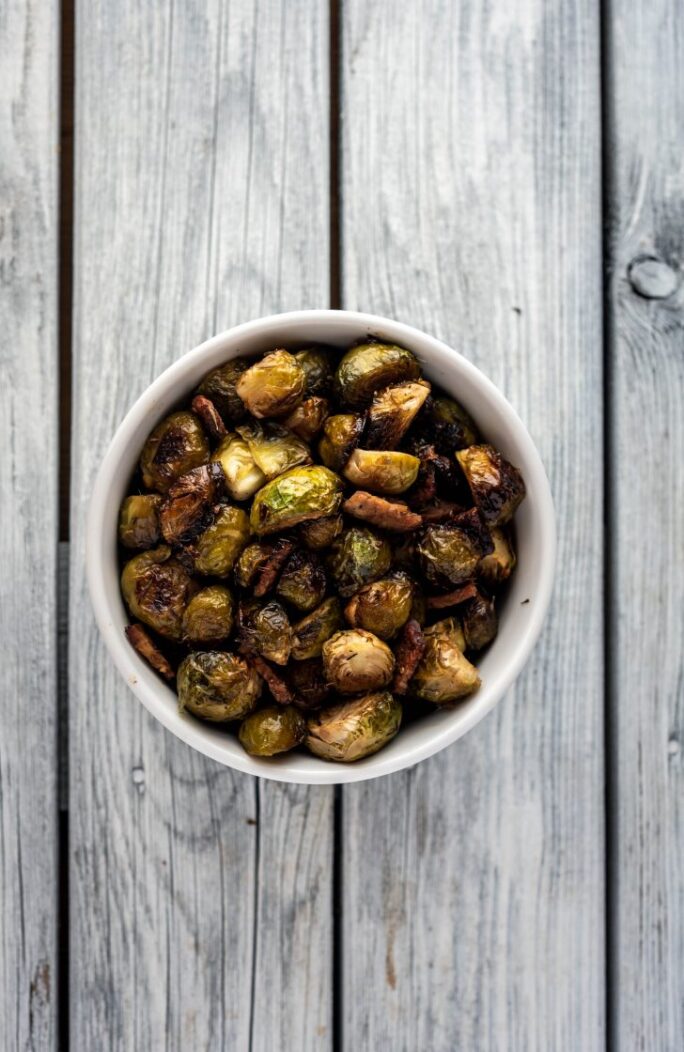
[364,380,431,449]
[294,346,335,395]
[291,597,343,660]
[343,450,420,495]
[283,397,330,442]
[318,414,364,471]
[118,494,162,549]
[428,395,478,452]
[276,550,327,612]
[334,342,421,408]
[177,650,260,721]
[235,541,273,588]
[306,691,402,762]
[250,466,343,535]
[182,585,234,643]
[461,590,498,650]
[140,411,210,493]
[238,599,293,665]
[479,527,516,586]
[194,505,250,577]
[343,571,413,639]
[239,705,306,756]
[411,617,480,704]
[456,445,525,526]
[416,509,493,587]
[121,545,197,640]
[287,658,330,710]
[211,434,266,502]
[298,513,344,551]
[326,526,392,597]
[159,463,225,545]
[322,629,395,694]
[196,359,249,423]
[235,349,306,418]
[235,421,311,479]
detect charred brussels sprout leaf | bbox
[411,617,480,704]
[461,590,498,650]
[283,397,330,442]
[326,526,392,597]
[239,705,306,756]
[236,349,306,419]
[344,572,413,639]
[416,509,494,587]
[298,513,344,551]
[276,550,327,612]
[323,629,395,694]
[211,434,266,502]
[292,597,343,660]
[318,414,365,472]
[306,691,402,762]
[235,541,274,588]
[159,463,225,545]
[235,420,312,479]
[334,343,421,408]
[287,659,330,710]
[238,599,293,665]
[364,380,431,449]
[196,359,250,423]
[194,505,250,577]
[177,650,260,721]
[121,545,198,640]
[182,585,234,643]
[456,445,526,526]
[118,494,162,549]
[344,449,420,495]
[479,526,517,586]
[140,411,210,494]
[294,346,335,395]
[250,466,343,536]
[426,396,479,453]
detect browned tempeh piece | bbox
[191,395,227,440]
[343,491,422,531]
[426,582,478,609]
[392,619,426,695]
[419,499,465,523]
[253,537,296,597]
[125,623,175,681]
[239,646,295,704]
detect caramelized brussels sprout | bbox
[299,513,344,551]
[194,505,250,577]
[428,395,478,452]
[291,597,343,660]
[250,466,343,535]
[306,691,401,762]
[411,618,480,704]
[118,494,162,549]
[318,414,364,471]
[326,526,391,597]
[235,542,273,588]
[479,527,516,586]
[456,445,525,526]
[295,346,335,395]
[238,599,293,665]
[343,449,420,495]
[211,434,266,502]
[334,342,420,408]
[344,571,413,639]
[235,421,311,479]
[416,509,493,587]
[236,349,306,418]
[177,650,260,721]
[287,659,330,710]
[283,397,330,441]
[461,589,498,650]
[182,585,234,643]
[323,629,395,694]
[196,359,249,423]
[276,550,327,612]
[239,705,306,756]
[121,545,197,640]
[140,411,210,493]
[159,463,225,545]
[364,380,431,449]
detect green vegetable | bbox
[298,514,344,551]
[239,705,306,756]
[306,691,402,762]
[461,590,498,650]
[334,342,421,407]
[411,618,480,704]
[140,411,209,493]
[283,397,330,442]
[196,359,249,423]
[343,572,413,639]
[194,505,251,577]
[326,527,391,597]
[291,597,343,660]
[211,434,266,502]
[235,420,312,479]
[236,349,306,418]
[416,510,493,587]
[456,445,525,526]
[276,550,327,612]
[364,380,431,449]
[479,527,517,586]
[239,599,293,665]
[121,545,197,640]
[177,650,260,721]
[250,465,343,535]
[182,585,234,643]
[118,494,162,549]
[318,414,364,472]
[343,449,420,495]
[322,629,395,694]
[294,346,335,395]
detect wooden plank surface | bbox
[0,2,59,1048]
[606,1,684,1047]
[339,1,605,1048]
[69,1,332,1049]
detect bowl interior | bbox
[88,311,555,784]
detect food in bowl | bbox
[118,340,525,763]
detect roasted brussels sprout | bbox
[118,494,162,549]
[287,658,330,710]
[291,597,343,660]
[252,538,296,597]
[239,705,306,756]
[294,346,335,395]
[211,434,266,502]
[364,381,431,449]
[322,629,395,694]
[236,349,305,418]
[121,545,197,640]
[159,463,225,545]
[250,466,343,535]
[235,421,311,479]
[194,505,250,577]
[140,411,210,493]
[235,542,274,588]
[479,527,517,586]
[334,342,421,408]
[343,449,420,495]
[298,513,344,551]
[456,445,525,526]
[416,509,493,587]
[461,590,498,650]
[306,691,402,762]
[344,571,413,640]
[182,585,234,643]
[427,395,478,452]
[318,414,364,472]
[196,359,249,423]
[276,550,327,612]
[177,650,260,721]
[411,618,480,704]
[238,599,293,665]
[326,526,392,597]
[283,397,330,441]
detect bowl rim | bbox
[86,309,556,784]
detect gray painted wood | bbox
[0,1,59,1047]
[340,1,605,1048]
[606,1,684,1047]
[70,1,331,1048]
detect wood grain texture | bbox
[340,1,605,1048]
[70,1,331,1048]
[0,1,59,1047]
[606,1,684,1047]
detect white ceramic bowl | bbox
[87,310,555,784]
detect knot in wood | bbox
[627,255,679,299]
